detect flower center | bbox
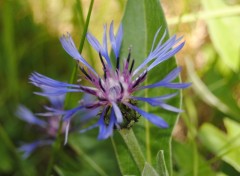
[108,85,121,101]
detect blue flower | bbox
[29,22,190,140]
[16,88,69,157]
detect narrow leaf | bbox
[201,0,240,71]
[156,150,169,176]
[142,162,159,176]
[113,0,182,175]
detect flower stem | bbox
[168,5,240,25]
[45,120,63,176]
[119,129,146,172]
[2,0,18,99]
[65,0,95,107]
[144,76,151,163]
[45,0,94,175]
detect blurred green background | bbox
[0,0,240,175]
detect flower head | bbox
[30,22,190,140]
[16,88,68,157]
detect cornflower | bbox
[29,22,190,140]
[16,88,68,158]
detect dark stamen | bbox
[132,70,147,88]
[98,97,107,101]
[127,51,131,63]
[80,86,97,95]
[99,52,106,70]
[129,59,135,73]
[119,82,124,94]
[115,69,119,75]
[104,106,111,122]
[79,67,92,81]
[98,78,105,92]
[116,57,120,70]
[104,72,107,80]
[104,71,107,80]
[99,52,107,79]
[85,102,101,109]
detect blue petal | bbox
[149,27,163,53]
[162,82,192,89]
[16,105,47,128]
[97,118,108,140]
[63,106,85,121]
[43,106,66,115]
[64,120,70,145]
[112,102,123,123]
[131,93,178,102]
[158,67,182,83]
[131,96,183,113]
[138,67,190,90]
[87,31,112,67]
[133,31,184,76]
[60,33,97,75]
[29,72,81,96]
[158,103,183,113]
[18,140,52,158]
[30,72,80,88]
[97,108,108,139]
[109,21,123,58]
[41,87,65,109]
[98,108,116,140]
[149,35,178,60]
[102,24,109,61]
[147,41,185,71]
[34,88,81,97]
[79,107,100,122]
[79,107,115,140]
[125,103,168,128]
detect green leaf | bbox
[156,150,169,176]
[112,0,181,175]
[111,131,141,175]
[201,0,240,72]
[199,119,240,172]
[185,58,240,120]
[119,129,145,171]
[172,140,215,176]
[142,162,159,176]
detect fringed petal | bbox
[125,103,168,128]
[112,102,123,123]
[60,33,97,75]
[87,32,112,67]
[109,21,123,58]
[138,67,191,90]
[18,140,52,158]
[16,105,47,128]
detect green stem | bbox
[45,120,64,176]
[45,0,95,175]
[77,0,94,53]
[65,0,95,107]
[76,0,95,67]
[2,0,18,99]
[144,91,151,163]
[119,129,146,172]
[168,5,240,25]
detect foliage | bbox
[0,0,240,175]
